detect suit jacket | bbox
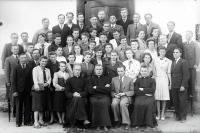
[1,43,23,69]
[171,58,189,88]
[52,24,71,47]
[110,24,124,35]
[183,41,197,68]
[77,22,87,33]
[81,62,94,78]
[4,55,19,83]
[111,76,134,101]
[65,23,79,35]
[116,18,133,36]
[127,23,147,43]
[145,22,162,38]
[166,32,183,60]
[12,63,32,93]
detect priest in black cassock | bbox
[88,64,111,131]
[131,65,157,129]
[65,64,90,128]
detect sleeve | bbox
[88,77,96,95]
[111,78,116,97]
[11,66,17,93]
[167,60,172,86]
[53,73,62,90]
[177,35,183,50]
[46,69,51,86]
[1,44,7,69]
[134,79,144,96]
[143,79,156,94]
[65,79,73,98]
[32,31,39,45]
[120,26,125,36]
[79,78,88,97]
[126,25,130,43]
[125,79,134,96]
[4,58,10,83]
[32,67,39,90]
[95,78,111,95]
[181,60,190,87]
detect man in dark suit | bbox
[171,48,189,123]
[116,8,133,36]
[12,53,32,127]
[111,65,134,129]
[1,33,23,69]
[144,13,161,38]
[109,15,124,36]
[77,12,87,33]
[65,12,79,36]
[166,21,183,60]
[52,14,70,47]
[127,13,147,43]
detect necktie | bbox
[22,64,25,69]
[43,69,47,83]
[119,77,123,92]
[135,23,138,30]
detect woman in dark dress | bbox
[131,65,157,128]
[88,64,111,131]
[53,61,70,124]
[105,50,122,80]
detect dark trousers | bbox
[15,91,32,125]
[171,88,188,120]
[188,68,196,97]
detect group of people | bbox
[1,7,199,131]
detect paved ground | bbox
[0,111,199,133]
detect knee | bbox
[111,101,119,108]
[120,101,128,108]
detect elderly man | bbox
[111,65,134,130]
[12,53,32,127]
[65,64,90,128]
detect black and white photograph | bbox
[0,0,200,132]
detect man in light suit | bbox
[109,15,124,36]
[171,48,189,123]
[166,21,183,60]
[144,13,161,38]
[111,65,134,130]
[5,45,19,98]
[52,14,70,47]
[4,45,19,117]
[126,13,147,43]
[183,31,198,104]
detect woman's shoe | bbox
[161,116,165,120]
[156,116,160,120]
[34,123,41,129]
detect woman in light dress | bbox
[154,46,172,120]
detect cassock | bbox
[88,75,111,127]
[65,76,88,125]
[131,76,157,127]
